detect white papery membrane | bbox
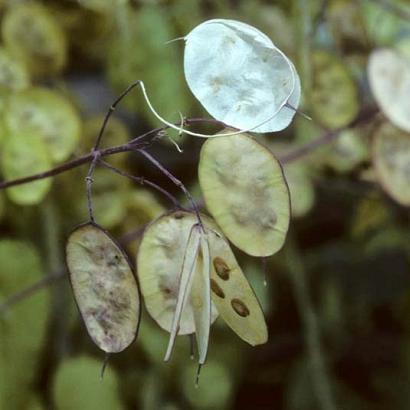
[184,19,301,133]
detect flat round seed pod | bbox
[1,131,52,205]
[372,122,410,206]
[368,48,410,133]
[324,129,369,173]
[311,50,359,129]
[2,2,67,78]
[207,229,268,345]
[285,163,315,218]
[137,211,218,335]
[266,141,316,217]
[5,88,81,163]
[66,223,140,353]
[198,132,290,257]
[0,47,29,92]
[184,19,300,133]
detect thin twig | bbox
[0,118,224,191]
[86,153,100,223]
[135,149,204,228]
[93,81,141,151]
[86,81,144,224]
[99,159,181,208]
[280,106,378,164]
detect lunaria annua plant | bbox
[64,18,299,382]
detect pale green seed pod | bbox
[207,228,268,346]
[138,210,267,348]
[198,131,290,257]
[5,87,81,163]
[0,47,29,92]
[2,2,67,78]
[1,131,52,205]
[66,223,140,353]
[310,50,359,129]
[53,356,122,410]
[372,121,410,206]
[137,211,218,336]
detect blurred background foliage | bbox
[0,0,409,409]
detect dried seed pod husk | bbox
[138,210,267,348]
[1,131,52,205]
[66,223,140,353]
[2,2,67,78]
[198,131,290,257]
[184,19,300,133]
[5,87,81,163]
[267,141,316,217]
[137,211,218,336]
[207,228,268,345]
[311,50,359,129]
[368,48,410,133]
[372,122,410,206]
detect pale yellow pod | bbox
[198,132,290,257]
[66,223,140,353]
[372,122,410,206]
[137,211,218,335]
[207,228,268,346]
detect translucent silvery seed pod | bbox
[372,121,410,206]
[183,19,301,133]
[368,48,410,134]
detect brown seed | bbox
[213,257,230,280]
[210,279,225,299]
[231,298,250,317]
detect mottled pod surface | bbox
[137,211,218,335]
[199,132,290,257]
[207,228,268,345]
[373,122,410,206]
[66,223,140,353]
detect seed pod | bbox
[207,229,268,346]
[66,223,140,353]
[368,48,410,133]
[183,19,300,133]
[1,131,52,205]
[137,211,218,336]
[2,2,67,78]
[0,47,29,92]
[372,122,410,206]
[198,131,290,256]
[5,87,81,163]
[311,50,359,129]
